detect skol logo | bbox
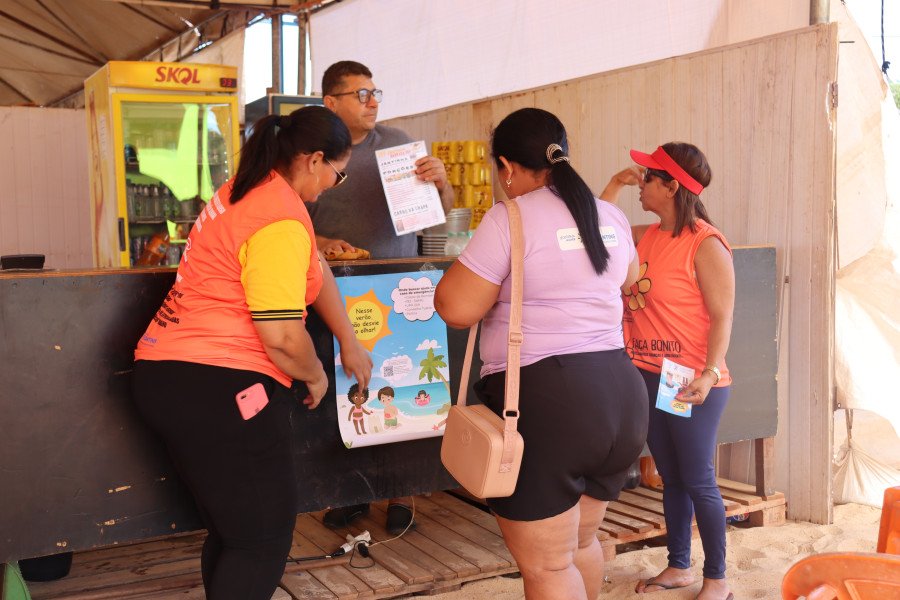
[154,66,201,84]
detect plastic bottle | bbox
[136,232,170,266]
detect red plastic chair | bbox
[877,486,900,555]
[781,552,900,599]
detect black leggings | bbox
[133,360,298,600]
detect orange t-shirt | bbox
[134,171,323,387]
[622,220,732,386]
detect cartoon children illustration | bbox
[414,390,431,406]
[347,383,372,435]
[379,386,400,429]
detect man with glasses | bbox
[309,60,454,260]
[309,61,454,535]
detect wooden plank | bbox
[389,509,509,573]
[605,503,665,529]
[294,514,410,590]
[718,476,783,502]
[424,492,501,537]
[307,566,373,600]
[410,496,514,564]
[280,571,337,600]
[348,514,439,586]
[602,511,654,534]
[754,437,776,497]
[368,504,479,580]
[614,490,667,517]
[597,519,635,540]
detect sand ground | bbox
[432,409,899,599]
[431,503,881,600]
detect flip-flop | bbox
[635,578,692,593]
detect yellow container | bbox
[448,164,463,187]
[432,141,452,164]
[451,141,466,164]
[465,162,489,186]
[462,140,487,163]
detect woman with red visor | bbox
[602,143,735,600]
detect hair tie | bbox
[278,115,291,129]
[546,143,569,165]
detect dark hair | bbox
[348,382,369,402]
[491,108,609,274]
[231,106,351,203]
[660,142,713,236]
[322,60,373,96]
[378,386,395,398]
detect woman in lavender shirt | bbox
[435,108,648,600]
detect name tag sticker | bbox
[600,226,619,247]
[557,228,584,250]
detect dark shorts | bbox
[474,349,649,521]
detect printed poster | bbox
[334,270,451,448]
[655,357,694,418]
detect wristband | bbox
[702,365,721,385]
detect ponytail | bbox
[231,106,351,203]
[491,108,609,274]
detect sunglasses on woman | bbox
[643,168,674,183]
[325,159,347,187]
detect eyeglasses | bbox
[325,159,347,187]
[329,88,383,104]
[643,168,673,183]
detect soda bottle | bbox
[136,232,170,266]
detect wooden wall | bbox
[0,107,93,269]
[385,24,838,524]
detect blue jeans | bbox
[640,368,730,579]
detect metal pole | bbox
[271,14,283,94]
[810,0,829,24]
[298,13,308,95]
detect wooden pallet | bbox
[596,478,786,558]
[25,480,783,599]
[27,492,517,600]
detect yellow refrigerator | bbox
[85,61,240,267]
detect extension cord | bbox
[339,530,371,555]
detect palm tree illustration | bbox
[418,348,450,397]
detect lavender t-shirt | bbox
[458,187,636,377]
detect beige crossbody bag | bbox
[440,198,525,499]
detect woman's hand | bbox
[612,165,644,187]
[599,165,644,204]
[316,235,355,258]
[339,337,372,392]
[675,372,716,405]
[303,367,329,410]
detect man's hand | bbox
[415,156,450,192]
[316,235,355,258]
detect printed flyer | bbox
[655,357,694,418]
[375,141,446,235]
[333,270,451,448]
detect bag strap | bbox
[454,198,524,473]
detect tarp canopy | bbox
[0,0,307,107]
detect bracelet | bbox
[702,365,721,385]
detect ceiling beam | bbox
[122,4,182,35]
[36,0,108,63]
[0,9,102,65]
[0,75,36,104]
[0,31,100,66]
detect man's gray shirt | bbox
[307,124,416,259]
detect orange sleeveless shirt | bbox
[134,171,323,387]
[622,219,732,386]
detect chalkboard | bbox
[0,248,776,562]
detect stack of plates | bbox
[445,208,472,233]
[420,233,448,256]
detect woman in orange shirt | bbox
[133,106,371,600]
[602,143,735,600]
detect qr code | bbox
[383,365,394,377]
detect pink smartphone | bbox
[235,383,269,420]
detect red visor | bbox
[630,146,704,195]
